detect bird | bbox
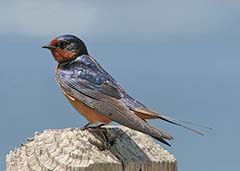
[42,34,208,146]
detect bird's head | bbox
[42,35,88,63]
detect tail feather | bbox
[151,134,171,146]
[156,115,204,136]
[133,107,210,136]
[137,124,173,146]
[172,119,212,130]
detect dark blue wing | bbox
[57,55,122,100]
[57,55,149,109]
[56,55,173,145]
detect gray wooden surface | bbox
[6,126,177,171]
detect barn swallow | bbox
[42,35,208,146]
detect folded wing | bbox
[56,55,174,145]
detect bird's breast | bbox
[63,89,112,124]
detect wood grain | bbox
[6,126,177,171]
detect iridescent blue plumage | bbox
[59,55,112,84]
[57,55,145,108]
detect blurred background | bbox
[1,0,240,170]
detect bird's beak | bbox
[42,45,57,50]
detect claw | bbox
[80,123,91,130]
[88,123,106,129]
[81,123,105,130]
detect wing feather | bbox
[56,55,174,145]
[58,77,173,146]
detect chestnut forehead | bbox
[49,38,60,46]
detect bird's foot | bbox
[81,123,105,130]
[88,123,105,129]
[80,123,91,130]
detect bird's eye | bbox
[56,41,70,49]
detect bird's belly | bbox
[63,92,112,125]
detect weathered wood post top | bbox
[6,126,177,171]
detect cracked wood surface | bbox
[6,126,177,171]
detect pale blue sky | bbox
[1,1,240,170]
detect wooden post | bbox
[6,126,177,171]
